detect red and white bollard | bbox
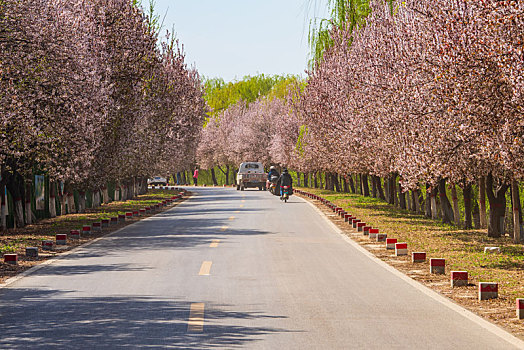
[56,234,67,245]
[70,230,80,239]
[125,212,133,221]
[357,222,366,232]
[92,222,102,232]
[479,282,498,300]
[82,225,92,235]
[26,247,38,257]
[412,252,426,263]
[430,258,446,274]
[4,254,18,265]
[386,238,397,250]
[376,233,387,242]
[395,243,408,256]
[101,219,110,228]
[363,226,371,236]
[111,217,118,225]
[352,219,360,229]
[517,299,524,320]
[451,271,468,287]
[369,228,379,239]
[42,240,54,250]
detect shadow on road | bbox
[0,288,296,349]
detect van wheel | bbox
[240,185,245,191]
[258,186,262,191]
[236,185,240,190]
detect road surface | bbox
[0,187,522,349]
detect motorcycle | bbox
[268,175,279,195]
[280,185,291,202]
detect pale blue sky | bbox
[153,0,329,82]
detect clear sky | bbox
[152,0,329,82]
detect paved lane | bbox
[0,187,522,349]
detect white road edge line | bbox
[0,194,194,290]
[299,196,524,349]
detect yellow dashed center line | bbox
[235,210,240,213]
[210,240,220,248]
[220,226,228,232]
[199,261,212,276]
[229,216,235,220]
[239,204,244,208]
[187,303,205,332]
[241,200,246,203]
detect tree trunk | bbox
[303,173,309,187]
[49,182,56,218]
[210,168,218,186]
[414,189,423,213]
[371,176,377,198]
[313,172,318,188]
[67,192,76,213]
[1,187,7,230]
[343,176,349,193]
[398,183,406,209]
[78,191,86,213]
[348,175,356,194]
[511,179,522,243]
[24,182,32,225]
[430,186,439,220]
[463,183,473,229]
[479,176,487,229]
[102,187,109,204]
[387,175,396,205]
[376,176,385,200]
[450,183,461,227]
[333,174,340,192]
[407,191,413,211]
[438,178,454,224]
[181,171,187,185]
[225,165,230,186]
[425,185,431,217]
[362,174,370,197]
[485,173,509,238]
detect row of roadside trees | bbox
[197,0,524,243]
[0,0,206,229]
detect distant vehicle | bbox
[148,176,168,186]
[236,162,266,191]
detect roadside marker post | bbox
[412,252,426,263]
[517,299,524,320]
[451,271,468,287]
[430,259,446,274]
[386,238,397,249]
[479,282,498,300]
[369,228,379,239]
[4,254,17,265]
[26,247,38,258]
[395,243,408,256]
[56,234,67,245]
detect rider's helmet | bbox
[282,168,288,173]
[270,166,275,170]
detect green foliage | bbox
[203,74,289,117]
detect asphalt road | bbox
[0,187,522,349]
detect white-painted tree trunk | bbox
[407,191,413,211]
[479,177,487,229]
[59,195,66,215]
[511,180,521,243]
[431,194,438,220]
[93,191,100,207]
[49,195,56,218]
[114,187,119,201]
[78,192,86,213]
[122,186,127,201]
[14,199,24,228]
[102,187,109,204]
[25,199,32,225]
[67,193,76,213]
[451,184,461,227]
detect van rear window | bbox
[245,164,259,169]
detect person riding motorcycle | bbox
[279,168,293,199]
[267,166,280,195]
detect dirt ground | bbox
[0,188,189,285]
[297,192,524,341]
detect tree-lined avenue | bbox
[0,188,521,349]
